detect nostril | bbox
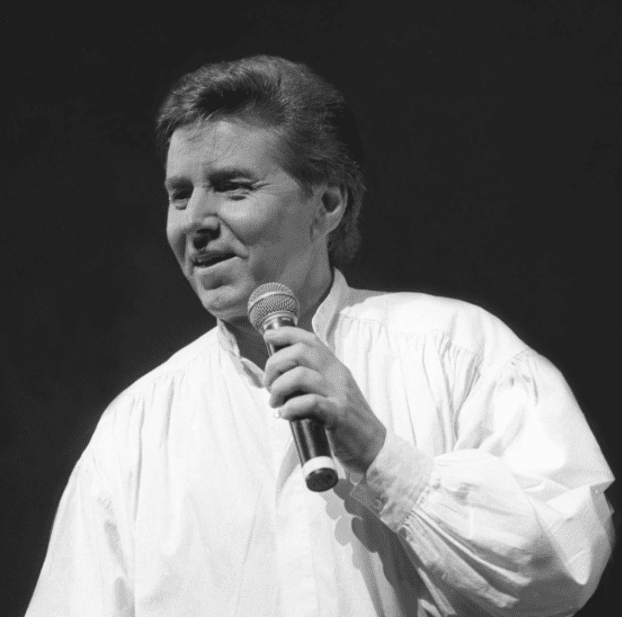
[192,228,218,250]
[193,235,209,250]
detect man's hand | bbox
[263,326,386,475]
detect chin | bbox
[196,286,249,323]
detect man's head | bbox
[156,55,365,268]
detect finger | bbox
[263,343,322,388]
[268,366,323,408]
[276,392,330,425]
[263,350,299,389]
[263,326,317,349]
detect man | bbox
[26,55,614,616]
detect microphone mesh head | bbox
[247,283,299,330]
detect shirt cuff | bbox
[349,431,434,532]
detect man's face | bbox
[165,119,330,325]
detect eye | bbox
[168,188,192,208]
[216,181,255,199]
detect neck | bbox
[225,268,334,371]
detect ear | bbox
[310,183,348,242]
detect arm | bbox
[264,328,614,616]
[25,442,133,616]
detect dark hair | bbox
[156,55,365,267]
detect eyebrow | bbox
[164,166,262,190]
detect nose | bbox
[182,187,220,243]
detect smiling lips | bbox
[192,251,236,270]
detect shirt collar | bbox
[216,268,350,358]
[312,268,349,344]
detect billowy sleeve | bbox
[351,350,615,616]
[25,428,134,616]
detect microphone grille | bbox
[247,283,299,330]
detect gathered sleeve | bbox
[351,349,615,616]
[25,403,137,617]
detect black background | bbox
[1,1,620,615]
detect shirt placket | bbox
[275,468,321,617]
[242,359,320,616]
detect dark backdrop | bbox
[1,1,619,615]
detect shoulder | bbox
[342,287,483,330]
[338,286,529,369]
[87,327,220,452]
[124,326,220,394]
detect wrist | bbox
[350,423,387,476]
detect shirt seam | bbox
[336,311,533,379]
[335,312,480,359]
[111,333,222,405]
[464,347,538,403]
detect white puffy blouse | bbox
[26,270,614,617]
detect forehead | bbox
[166,119,283,177]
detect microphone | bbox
[248,283,338,492]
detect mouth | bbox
[192,252,236,270]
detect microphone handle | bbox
[290,414,337,492]
[263,320,338,492]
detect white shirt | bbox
[26,270,614,617]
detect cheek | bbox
[166,215,185,264]
[232,203,313,250]
[244,222,309,260]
